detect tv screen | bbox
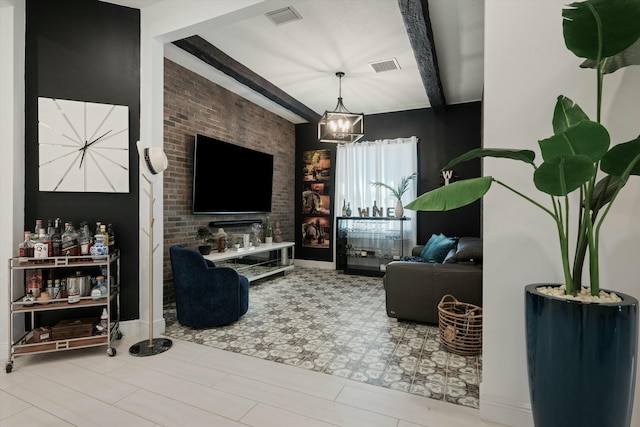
[192,134,274,214]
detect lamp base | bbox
[129,338,173,357]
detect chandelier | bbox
[318,72,364,143]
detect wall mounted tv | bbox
[192,134,274,215]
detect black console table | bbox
[336,216,408,276]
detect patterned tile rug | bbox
[163,267,482,409]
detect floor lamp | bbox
[129,141,173,357]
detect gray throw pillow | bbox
[445,237,482,264]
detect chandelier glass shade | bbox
[318,72,364,143]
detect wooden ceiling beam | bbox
[398,0,447,112]
[172,35,321,123]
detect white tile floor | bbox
[1,331,507,427]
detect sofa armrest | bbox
[383,261,482,324]
[411,246,425,257]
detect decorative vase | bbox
[198,245,211,255]
[395,199,404,218]
[90,234,109,262]
[265,237,273,244]
[525,284,638,427]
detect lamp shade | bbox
[136,140,168,175]
[318,72,364,143]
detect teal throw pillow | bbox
[425,235,456,263]
[420,234,443,259]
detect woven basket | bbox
[437,294,483,356]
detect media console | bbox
[202,241,294,283]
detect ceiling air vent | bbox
[266,6,302,26]
[369,58,401,73]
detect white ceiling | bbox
[105,0,484,124]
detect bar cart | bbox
[6,251,122,373]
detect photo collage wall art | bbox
[301,149,331,249]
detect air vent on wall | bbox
[369,58,401,73]
[266,6,302,26]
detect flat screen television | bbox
[192,134,274,214]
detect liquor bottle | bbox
[51,218,62,256]
[342,199,347,216]
[46,279,54,298]
[99,308,109,334]
[33,228,49,260]
[78,221,93,258]
[90,233,109,262]
[26,271,41,297]
[346,203,352,217]
[107,224,115,253]
[94,221,102,238]
[91,275,107,300]
[53,278,61,299]
[372,200,378,217]
[99,224,108,248]
[45,219,55,256]
[33,219,42,236]
[18,231,34,261]
[61,222,79,256]
[59,278,67,298]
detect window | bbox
[335,136,418,254]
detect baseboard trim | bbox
[294,259,334,270]
[0,318,164,370]
[480,393,533,427]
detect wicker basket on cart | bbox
[437,294,483,356]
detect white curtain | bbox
[335,136,418,255]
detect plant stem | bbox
[494,179,574,292]
[493,179,556,218]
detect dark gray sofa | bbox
[383,237,482,324]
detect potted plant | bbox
[263,216,273,244]
[196,226,215,255]
[370,172,417,217]
[406,1,640,426]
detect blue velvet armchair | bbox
[169,245,249,327]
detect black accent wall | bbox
[295,102,482,259]
[25,0,141,320]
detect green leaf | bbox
[601,136,640,176]
[370,173,417,200]
[539,120,610,162]
[580,38,640,73]
[405,177,493,211]
[563,0,640,61]
[443,148,536,170]
[590,175,626,210]
[534,155,595,196]
[552,96,589,134]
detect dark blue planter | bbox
[525,284,638,427]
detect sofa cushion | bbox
[445,237,482,264]
[419,234,441,259]
[424,235,457,263]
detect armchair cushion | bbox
[170,245,249,328]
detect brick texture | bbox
[163,59,295,303]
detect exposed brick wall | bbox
[163,58,296,303]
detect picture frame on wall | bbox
[302,149,331,182]
[302,182,330,215]
[301,216,330,249]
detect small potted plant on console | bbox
[197,226,215,255]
